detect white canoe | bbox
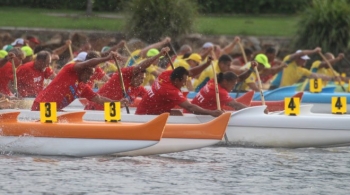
[0,111,167,157]
[1,110,230,156]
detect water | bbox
[1,146,350,194]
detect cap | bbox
[202,42,214,48]
[73,52,88,62]
[296,50,310,60]
[11,38,25,46]
[254,54,271,68]
[101,46,111,53]
[0,50,8,59]
[21,46,34,57]
[2,44,13,52]
[27,37,40,44]
[184,53,202,63]
[146,48,160,57]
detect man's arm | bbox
[221,37,240,55]
[318,53,344,69]
[289,47,321,61]
[52,40,71,56]
[133,47,170,75]
[74,52,118,72]
[227,99,248,110]
[179,100,223,117]
[140,37,171,58]
[188,57,213,77]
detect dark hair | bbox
[265,47,276,54]
[182,52,192,59]
[36,51,50,61]
[170,66,189,81]
[218,54,232,64]
[217,72,237,83]
[244,48,253,56]
[8,47,24,57]
[86,51,100,60]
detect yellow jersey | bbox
[193,60,220,92]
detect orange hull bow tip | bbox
[0,112,168,141]
[164,112,231,139]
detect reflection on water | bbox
[1,146,350,194]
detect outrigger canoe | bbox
[0,111,167,157]
[1,110,230,156]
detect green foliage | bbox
[124,0,198,43]
[197,0,308,14]
[293,0,350,54]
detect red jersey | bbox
[85,67,147,110]
[16,61,53,97]
[31,62,97,111]
[86,66,106,88]
[0,62,14,96]
[190,79,233,110]
[135,70,187,115]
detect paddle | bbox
[169,42,178,56]
[68,43,74,61]
[211,61,229,143]
[234,41,248,97]
[11,59,18,98]
[112,55,130,114]
[166,52,175,70]
[252,61,266,105]
[318,51,346,92]
[124,45,138,66]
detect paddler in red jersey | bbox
[135,56,226,117]
[31,51,126,111]
[84,47,171,110]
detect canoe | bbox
[0,111,167,157]
[1,110,231,156]
[223,106,350,148]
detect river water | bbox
[1,146,350,194]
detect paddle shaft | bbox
[11,59,18,98]
[318,51,346,92]
[211,62,229,142]
[169,42,178,56]
[68,44,74,61]
[235,41,248,96]
[124,45,138,66]
[166,52,175,70]
[254,66,266,105]
[113,56,130,114]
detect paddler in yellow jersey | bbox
[269,47,333,90]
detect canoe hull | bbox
[223,126,350,148]
[117,138,219,156]
[0,136,158,157]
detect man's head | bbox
[0,50,7,59]
[131,69,146,87]
[217,71,238,92]
[184,53,201,68]
[244,48,253,61]
[254,54,271,71]
[265,47,276,62]
[21,46,34,64]
[79,67,95,83]
[26,35,40,50]
[146,48,160,65]
[218,54,232,73]
[11,38,25,48]
[34,51,51,71]
[85,51,101,60]
[8,47,25,67]
[171,66,189,89]
[179,44,192,55]
[295,50,310,66]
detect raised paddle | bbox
[235,41,248,97]
[169,42,178,56]
[124,45,138,66]
[11,59,18,98]
[112,55,130,114]
[166,52,175,70]
[211,61,229,143]
[318,51,346,92]
[68,43,74,61]
[252,61,266,105]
